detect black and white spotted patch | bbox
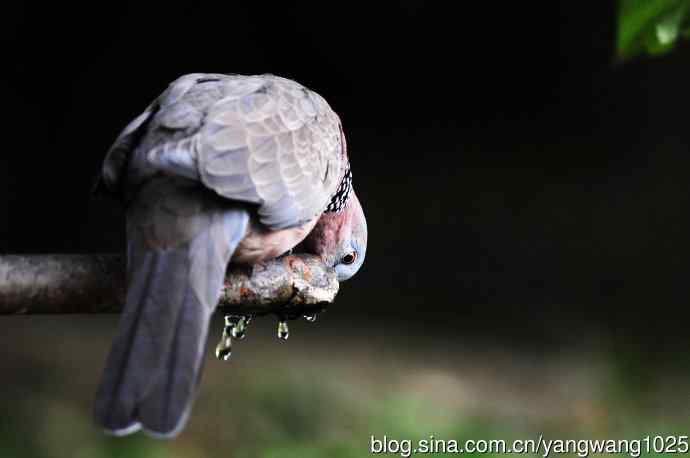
[325,164,352,213]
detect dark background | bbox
[2,2,689,348]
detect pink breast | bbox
[231,218,319,265]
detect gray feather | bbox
[94,178,249,437]
[103,73,345,229]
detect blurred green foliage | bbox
[618,0,690,59]
[1,318,690,458]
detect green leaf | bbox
[617,0,690,60]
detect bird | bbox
[93,73,367,438]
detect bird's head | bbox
[303,190,367,281]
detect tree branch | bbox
[0,254,338,316]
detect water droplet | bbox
[215,336,232,361]
[277,320,289,340]
[216,346,232,361]
[231,316,247,340]
[216,315,240,361]
[304,313,318,323]
[224,315,237,332]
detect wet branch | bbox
[0,254,338,315]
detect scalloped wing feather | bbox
[102,74,344,230]
[197,75,343,229]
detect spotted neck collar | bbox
[325,163,352,213]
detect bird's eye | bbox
[341,252,357,265]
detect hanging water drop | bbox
[216,315,238,361]
[223,315,238,335]
[304,313,318,323]
[277,320,289,340]
[231,315,248,340]
[215,334,233,361]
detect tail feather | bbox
[138,288,212,437]
[94,246,190,434]
[94,179,249,438]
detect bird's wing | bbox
[100,73,224,193]
[196,75,344,229]
[101,74,345,230]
